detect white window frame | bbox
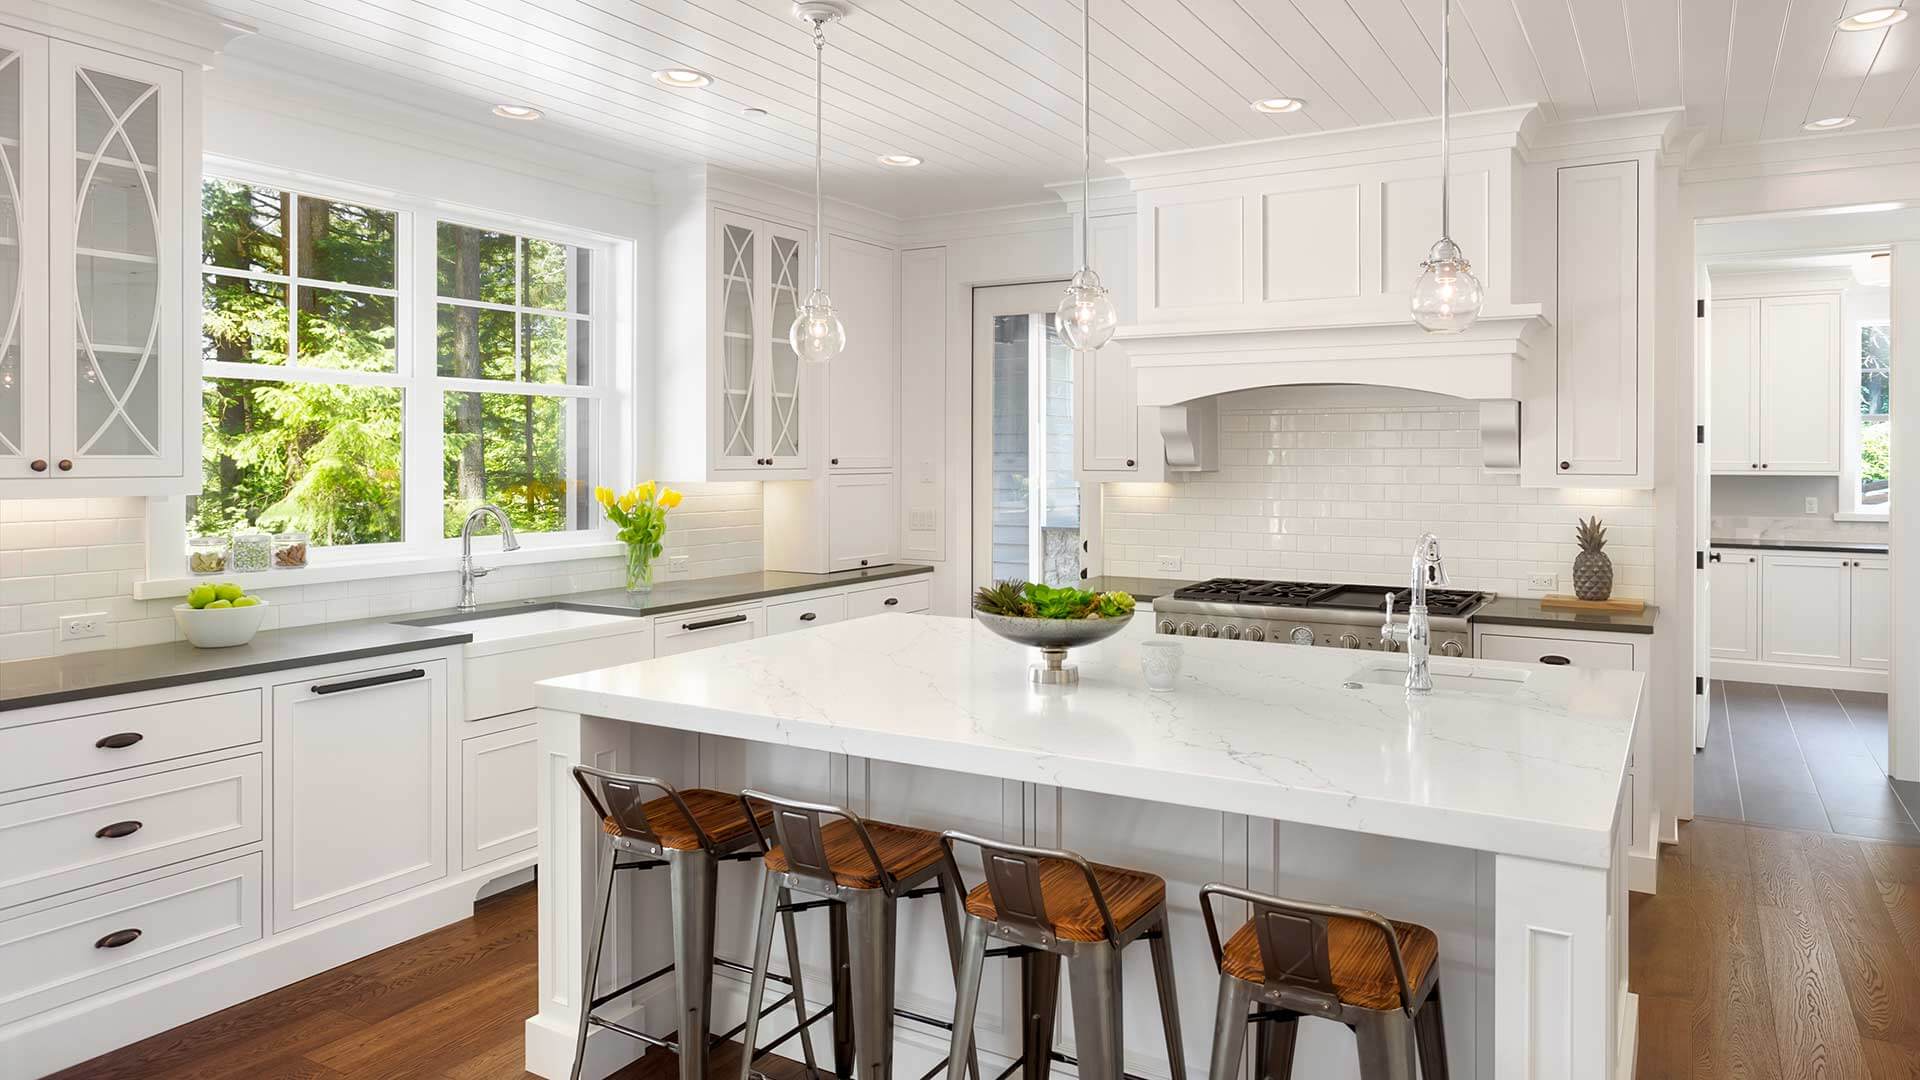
[1840,316,1891,520]
[139,159,634,594]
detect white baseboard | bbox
[3,851,535,1080]
[1629,810,1660,895]
[1710,658,1887,692]
[1617,991,1640,1080]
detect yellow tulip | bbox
[660,489,682,509]
[594,486,613,506]
[618,492,638,512]
[636,480,655,504]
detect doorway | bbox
[969,281,1092,592]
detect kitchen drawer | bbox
[0,688,262,794]
[0,755,263,911]
[0,851,264,1027]
[1477,633,1635,670]
[655,604,764,658]
[766,592,849,635]
[847,578,928,619]
[465,626,653,721]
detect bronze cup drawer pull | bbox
[95,820,144,839]
[1538,654,1572,666]
[883,597,900,607]
[798,612,818,622]
[95,732,144,750]
[95,928,142,949]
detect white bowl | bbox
[173,601,269,648]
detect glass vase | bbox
[624,543,655,594]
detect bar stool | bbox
[736,790,979,1080]
[942,832,1188,1080]
[568,766,822,1080]
[1197,883,1447,1080]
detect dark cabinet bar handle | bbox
[95,928,142,949]
[95,820,143,839]
[798,612,818,622]
[311,668,426,696]
[682,613,749,632]
[95,732,144,750]
[883,597,900,607]
[1539,654,1572,666]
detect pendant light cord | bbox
[1081,0,1091,269]
[813,20,826,295]
[1439,0,1451,243]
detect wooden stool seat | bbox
[1219,913,1439,1011]
[764,818,945,889]
[601,788,772,851]
[963,858,1166,942]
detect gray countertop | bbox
[1471,597,1656,635]
[0,564,935,713]
[1711,536,1888,555]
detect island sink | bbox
[1345,659,1531,696]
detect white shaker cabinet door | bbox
[1760,554,1849,667]
[1554,160,1639,477]
[271,660,448,930]
[1757,294,1841,474]
[828,471,896,571]
[826,234,896,472]
[1707,551,1760,661]
[1079,212,1142,475]
[460,723,539,870]
[1849,558,1890,671]
[1708,298,1760,473]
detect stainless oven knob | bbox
[1338,633,1360,649]
[1242,626,1265,642]
[1199,623,1219,638]
[1288,626,1314,647]
[1439,639,1464,657]
[1178,621,1197,637]
[1158,619,1175,635]
[1222,624,1241,640]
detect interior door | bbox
[971,281,1094,591]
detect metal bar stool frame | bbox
[1197,882,1447,1080]
[941,831,1188,1080]
[735,789,981,1080]
[569,766,830,1080]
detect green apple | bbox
[232,595,260,608]
[213,582,244,603]
[186,584,217,609]
[205,599,233,609]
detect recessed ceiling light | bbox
[1838,7,1909,30]
[877,154,922,167]
[1804,115,1859,131]
[652,68,712,89]
[492,104,542,120]
[1251,97,1305,114]
[741,106,769,118]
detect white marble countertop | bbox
[535,614,1642,867]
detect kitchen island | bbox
[526,614,1641,1080]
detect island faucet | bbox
[1381,532,1450,694]
[457,504,521,611]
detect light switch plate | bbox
[908,509,937,531]
[1157,554,1182,573]
[667,554,690,576]
[1805,497,1820,515]
[60,612,107,642]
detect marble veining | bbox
[536,614,1641,866]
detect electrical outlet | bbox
[667,554,690,576]
[1157,554,1183,573]
[1528,572,1557,592]
[60,612,107,642]
[1805,497,1820,515]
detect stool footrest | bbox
[592,960,675,1010]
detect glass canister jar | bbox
[188,535,229,576]
[231,531,273,573]
[273,531,308,569]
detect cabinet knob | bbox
[57,459,72,471]
[860,559,870,567]
[1126,459,1135,467]
[1559,461,1570,471]
[831,457,839,465]
[1709,552,1721,563]
[1760,463,1769,469]
[28,458,46,472]
[1751,463,1758,469]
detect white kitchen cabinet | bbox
[0,27,202,495]
[1849,557,1890,671]
[654,603,763,657]
[765,591,848,635]
[460,723,538,871]
[1710,292,1841,474]
[825,234,896,472]
[271,660,448,930]
[1554,161,1639,478]
[764,470,897,574]
[710,209,811,476]
[1076,211,1162,480]
[1760,554,1850,667]
[1708,550,1761,661]
[846,576,929,617]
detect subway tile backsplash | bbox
[1101,397,1655,601]
[0,483,763,662]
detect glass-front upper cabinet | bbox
[50,41,182,479]
[0,30,44,482]
[710,209,809,475]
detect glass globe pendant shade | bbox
[790,288,846,364]
[1409,238,1484,334]
[1057,267,1119,350]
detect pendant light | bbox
[1410,0,1484,333]
[1058,0,1117,351]
[791,2,847,364]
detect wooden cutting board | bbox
[1538,595,1646,615]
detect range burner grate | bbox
[1166,578,1490,617]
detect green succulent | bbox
[972,581,1136,620]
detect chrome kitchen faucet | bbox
[457,504,521,611]
[1382,532,1450,694]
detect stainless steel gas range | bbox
[1152,577,1495,657]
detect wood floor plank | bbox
[1865,1037,1920,1080]
[1799,833,1920,1050]
[1633,992,1693,1080]
[307,962,533,1078]
[1748,827,1875,1080]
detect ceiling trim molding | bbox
[1682,123,1920,184]
[1043,175,1136,218]
[0,0,252,67]
[1522,108,1687,164]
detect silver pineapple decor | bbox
[1573,516,1614,601]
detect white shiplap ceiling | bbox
[196,0,1920,216]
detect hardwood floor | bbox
[53,817,1920,1079]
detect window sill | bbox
[133,539,627,600]
[1833,512,1890,523]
